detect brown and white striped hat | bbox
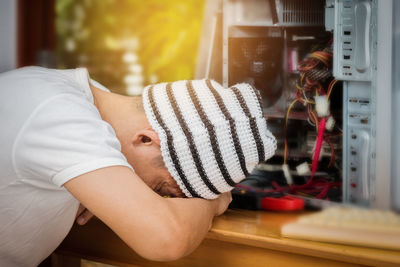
[142,79,276,199]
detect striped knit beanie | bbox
[142,79,276,199]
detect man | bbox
[0,67,276,266]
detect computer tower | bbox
[196,0,399,211]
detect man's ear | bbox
[132,128,161,147]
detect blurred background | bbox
[0,0,205,95]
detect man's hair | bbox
[151,155,166,169]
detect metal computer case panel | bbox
[333,0,378,206]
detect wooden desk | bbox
[54,209,400,267]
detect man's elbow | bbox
[134,227,189,261]
[155,236,189,261]
[126,214,191,262]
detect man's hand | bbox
[75,204,94,225]
[211,192,232,216]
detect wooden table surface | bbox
[54,209,400,267]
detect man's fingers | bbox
[226,191,233,202]
[76,209,94,225]
[76,204,86,218]
[213,192,232,216]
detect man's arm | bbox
[64,166,231,261]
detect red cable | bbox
[325,136,335,167]
[290,117,326,192]
[316,184,331,199]
[312,118,326,175]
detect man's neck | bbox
[90,85,149,145]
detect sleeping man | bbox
[0,67,276,266]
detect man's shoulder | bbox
[2,67,83,99]
[1,66,68,84]
[0,67,94,119]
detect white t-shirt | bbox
[0,67,133,266]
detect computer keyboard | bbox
[281,206,400,250]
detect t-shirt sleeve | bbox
[13,92,133,187]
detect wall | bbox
[391,0,400,211]
[0,0,17,72]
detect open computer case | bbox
[196,0,400,211]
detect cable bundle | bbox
[281,38,341,200]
